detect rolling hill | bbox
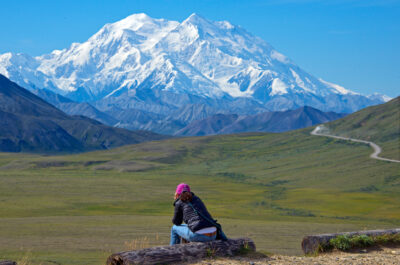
[0,95,398,264]
[326,96,399,160]
[0,74,166,153]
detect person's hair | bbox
[179,191,193,202]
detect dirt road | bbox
[311,126,400,163]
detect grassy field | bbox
[328,97,399,160]
[0,126,399,264]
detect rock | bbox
[301,228,400,254]
[107,237,255,265]
[0,262,17,265]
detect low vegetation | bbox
[320,233,400,252]
[0,113,399,264]
[328,97,399,160]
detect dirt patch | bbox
[82,160,108,167]
[0,160,31,170]
[32,161,78,168]
[185,247,400,265]
[93,160,156,172]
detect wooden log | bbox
[302,228,400,254]
[107,237,255,265]
[0,261,17,265]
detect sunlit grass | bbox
[0,127,398,264]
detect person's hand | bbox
[174,192,179,200]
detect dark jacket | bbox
[172,193,214,232]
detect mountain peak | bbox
[0,14,388,114]
[185,13,205,21]
[128,12,151,20]
[182,13,213,27]
[110,13,157,31]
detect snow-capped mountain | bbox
[0,13,389,128]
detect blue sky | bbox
[1,0,399,97]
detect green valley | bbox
[0,99,399,264]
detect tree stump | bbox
[302,228,400,254]
[107,237,255,265]
[0,261,17,265]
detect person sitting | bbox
[170,183,217,245]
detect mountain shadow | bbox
[0,74,167,153]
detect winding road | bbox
[311,126,400,163]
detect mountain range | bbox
[0,13,390,135]
[0,74,165,153]
[32,85,346,136]
[176,106,346,136]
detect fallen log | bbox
[107,237,255,265]
[0,261,17,265]
[302,228,400,254]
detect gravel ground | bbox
[186,247,400,265]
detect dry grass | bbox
[124,237,150,251]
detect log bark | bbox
[107,237,255,265]
[0,261,17,265]
[302,228,400,254]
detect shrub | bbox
[373,233,400,245]
[206,247,216,258]
[328,233,400,252]
[350,234,374,248]
[238,241,253,255]
[330,235,352,250]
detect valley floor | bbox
[187,247,400,265]
[0,128,398,264]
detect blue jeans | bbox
[170,224,217,245]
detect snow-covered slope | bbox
[0,13,389,114]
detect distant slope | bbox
[32,89,118,126]
[0,74,166,153]
[176,114,239,136]
[175,106,346,136]
[31,88,348,136]
[326,97,399,160]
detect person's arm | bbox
[172,201,183,225]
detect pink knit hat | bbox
[175,183,191,195]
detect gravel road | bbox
[311,126,400,163]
